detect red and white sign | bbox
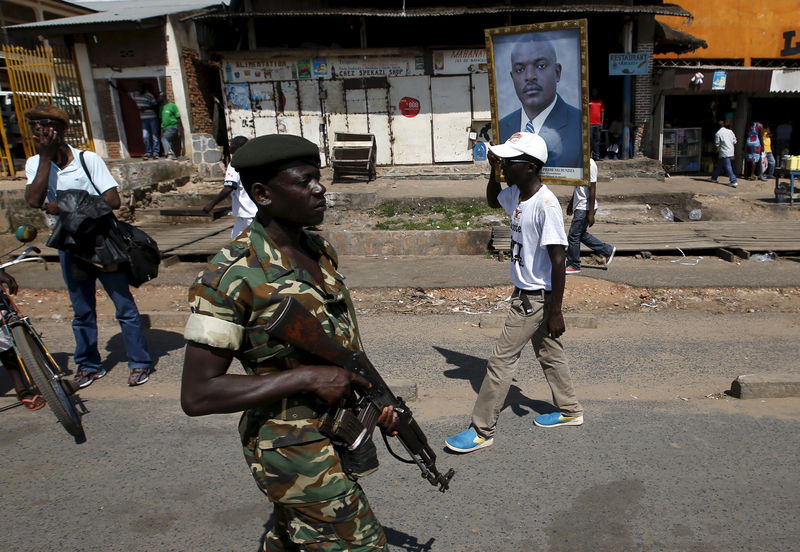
[398,97,420,118]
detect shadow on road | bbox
[102,328,185,373]
[384,527,435,551]
[434,345,557,418]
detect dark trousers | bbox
[567,209,614,269]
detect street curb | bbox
[478,313,598,329]
[730,373,800,399]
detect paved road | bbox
[2,312,798,551]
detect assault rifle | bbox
[264,296,455,492]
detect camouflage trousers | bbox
[243,437,388,551]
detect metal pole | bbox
[622,74,631,159]
[622,20,633,160]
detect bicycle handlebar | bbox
[0,253,46,271]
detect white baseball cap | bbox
[488,132,548,165]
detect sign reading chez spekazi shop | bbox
[223,56,425,83]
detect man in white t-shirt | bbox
[565,158,616,274]
[445,132,584,454]
[203,136,257,238]
[710,120,738,188]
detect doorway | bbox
[115,78,159,158]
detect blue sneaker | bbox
[533,412,584,428]
[445,428,493,453]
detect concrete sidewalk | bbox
[1,159,784,204]
[329,171,780,206]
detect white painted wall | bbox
[74,41,107,157]
[431,76,472,163]
[388,76,433,164]
[220,73,493,165]
[165,15,195,158]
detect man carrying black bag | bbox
[24,103,154,388]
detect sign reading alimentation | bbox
[608,53,650,75]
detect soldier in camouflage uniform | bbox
[181,134,398,551]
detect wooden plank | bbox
[715,248,737,262]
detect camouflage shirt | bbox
[184,218,359,449]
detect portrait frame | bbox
[485,19,589,185]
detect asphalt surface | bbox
[2,312,799,551]
[2,170,799,551]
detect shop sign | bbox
[398,97,421,118]
[333,56,423,79]
[432,49,488,75]
[224,60,295,82]
[780,30,799,57]
[312,59,328,78]
[712,71,727,90]
[297,59,312,80]
[224,55,424,83]
[608,53,650,75]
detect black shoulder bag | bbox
[79,151,161,287]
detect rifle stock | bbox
[264,296,455,492]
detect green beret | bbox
[231,134,320,171]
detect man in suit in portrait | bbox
[498,36,583,169]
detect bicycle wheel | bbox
[11,324,84,437]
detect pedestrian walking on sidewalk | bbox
[743,121,764,181]
[445,132,583,454]
[761,126,775,180]
[203,136,256,238]
[710,120,738,188]
[23,104,153,388]
[565,158,616,274]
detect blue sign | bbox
[473,142,487,162]
[712,71,727,90]
[608,53,650,76]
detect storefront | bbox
[652,67,800,173]
[220,49,492,166]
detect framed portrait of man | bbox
[485,19,589,184]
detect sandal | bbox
[21,394,46,411]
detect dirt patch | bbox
[12,280,799,322]
[693,192,800,221]
[349,281,800,316]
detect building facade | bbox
[6,0,226,175]
[652,0,800,173]
[190,1,694,167]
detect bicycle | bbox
[0,245,86,441]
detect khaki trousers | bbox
[471,293,583,438]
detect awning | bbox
[661,68,777,93]
[654,20,708,55]
[188,3,693,21]
[771,70,800,93]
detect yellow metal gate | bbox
[2,44,94,162]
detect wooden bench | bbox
[331,132,376,183]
